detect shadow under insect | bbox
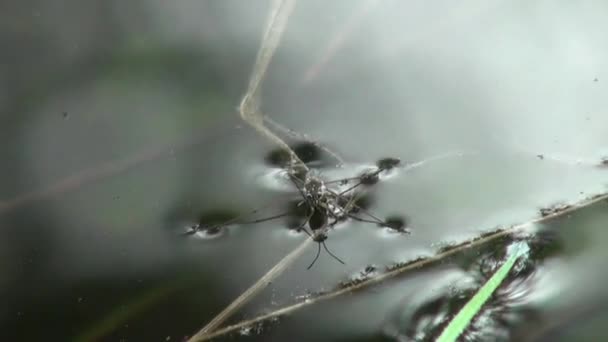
[188,143,409,268]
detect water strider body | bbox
[280,157,409,268]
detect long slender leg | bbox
[337,167,387,196]
[338,180,365,196]
[348,213,409,233]
[287,171,310,203]
[187,212,293,236]
[347,214,387,226]
[239,212,292,225]
[322,241,345,264]
[307,243,322,269]
[326,187,367,218]
[195,197,287,234]
[324,176,360,185]
[295,211,315,235]
[349,203,385,223]
[326,187,385,224]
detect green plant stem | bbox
[436,241,530,342]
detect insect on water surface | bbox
[185,143,410,269]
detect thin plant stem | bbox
[238,0,308,171]
[186,237,312,342]
[194,191,608,341]
[436,241,530,342]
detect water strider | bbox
[185,143,410,269]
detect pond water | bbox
[2,1,608,341]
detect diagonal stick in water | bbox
[186,237,312,342]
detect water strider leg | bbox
[238,212,292,225]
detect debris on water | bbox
[536,154,544,160]
[385,256,430,272]
[238,316,280,336]
[294,291,316,302]
[478,227,506,238]
[337,264,380,289]
[599,157,608,167]
[539,203,572,217]
[436,241,461,254]
[364,264,377,274]
[239,326,253,336]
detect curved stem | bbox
[238,0,308,171]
